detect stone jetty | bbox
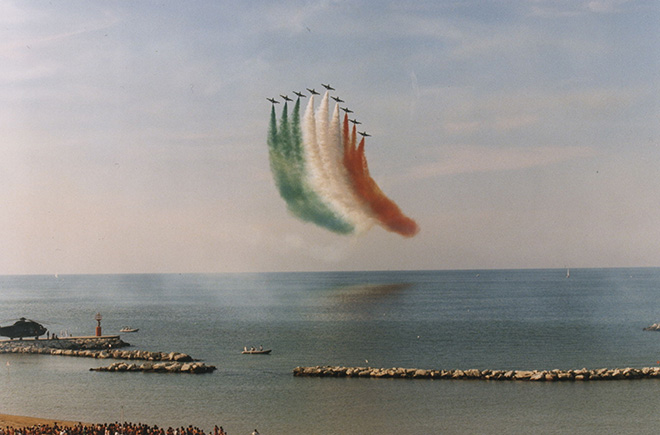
[293,365,660,381]
[8,347,197,362]
[90,361,216,374]
[0,336,195,363]
[0,336,129,352]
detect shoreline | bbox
[0,413,85,428]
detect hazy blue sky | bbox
[1,0,658,274]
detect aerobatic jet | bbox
[322,83,335,91]
[340,107,353,114]
[266,97,280,104]
[280,94,293,102]
[349,119,361,125]
[331,96,344,103]
[306,88,320,95]
[358,131,371,137]
[293,91,306,98]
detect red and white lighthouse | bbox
[94,312,102,337]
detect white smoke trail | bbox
[304,92,375,233]
[302,95,331,198]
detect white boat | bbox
[242,348,271,355]
[120,327,139,333]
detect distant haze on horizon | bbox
[1,0,658,275]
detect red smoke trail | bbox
[342,115,420,237]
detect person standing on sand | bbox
[252,430,259,435]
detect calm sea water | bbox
[1,269,660,434]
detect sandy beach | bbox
[0,414,83,428]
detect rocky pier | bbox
[293,365,660,381]
[90,361,216,374]
[0,336,129,352]
[0,336,194,362]
[0,336,213,373]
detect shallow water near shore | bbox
[2,269,660,434]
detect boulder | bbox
[152,362,169,371]
[530,372,546,381]
[514,371,533,380]
[464,369,481,379]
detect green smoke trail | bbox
[290,98,303,162]
[267,101,354,234]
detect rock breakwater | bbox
[90,361,216,374]
[0,337,195,362]
[5,347,196,362]
[293,366,660,381]
[0,336,129,352]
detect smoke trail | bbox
[342,115,420,237]
[267,101,354,234]
[300,95,356,233]
[306,93,375,233]
[326,102,376,233]
[266,87,419,238]
[302,95,328,198]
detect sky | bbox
[1,0,658,274]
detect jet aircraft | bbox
[266,97,280,104]
[341,107,353,114]
[322,83,335,91]
[293,91,306,98]
[331,96,344,103]
[306,88,320,95]
[358,131,371,137]
[349,119,361,125]
[280,94,293,102]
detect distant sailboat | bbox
[566,268,570,278]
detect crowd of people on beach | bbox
[0,422,235,435]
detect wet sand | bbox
[0,414,84,428]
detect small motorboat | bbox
[241,348,271,355]
[120,327,139,333]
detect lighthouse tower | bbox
[94,312,102,337]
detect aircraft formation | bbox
[266,84,372,139]
[266,84,420,237]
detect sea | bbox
[1,268,660,434]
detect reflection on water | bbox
[306,282,416,322]
[328,282,414,303]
